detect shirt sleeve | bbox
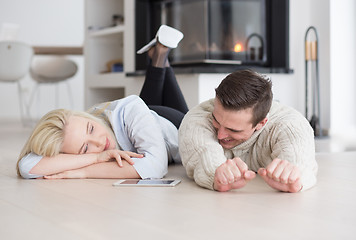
[268,111,318,191]
[116,97,168,179]
[18,153,44,179]
[178,100,226,190]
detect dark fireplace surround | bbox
[135,0,291,74]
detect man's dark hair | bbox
[215,69,273,127]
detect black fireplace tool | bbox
[305,26,323,137]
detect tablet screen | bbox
[120,179,175,185]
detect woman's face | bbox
[61,115,116,154]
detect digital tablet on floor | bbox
[112,179,181,187]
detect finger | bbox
[213,178,229,192]
[289,181,303,193]
[230,166,242,182]
[223,167,236,184]
[122,151,142,164]
[113,152,123,167]
[232,157,248,173]
[215,164,229,185]
[258,168,267,176]
[259,170,287,191]
[266,158,282,178]
[218,162,234,184]
[258,168,276,183]
[120,152,134,164]
[288,166,301,184]
[119,151,130,160]
[126,158,135,165]
[128,152,144,158]
[230,173,255,189]
[226,159,242,182]
[230,177,248,189]
[259,166,300,193]
[217,170,228,185]
[258,169,270,183]
[279,163,294,184]
[244,170,256,180]
[271,160,289,182]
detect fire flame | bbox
[234,43,242,52]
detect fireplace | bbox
[135,0,290,73]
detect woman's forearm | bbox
[30,153,99,176]
[82,161,140,179]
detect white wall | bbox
[330,0,356,136]
[0,0,84,120]
[261,0,356,139]
[270,0,331,131]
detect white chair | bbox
[29,56,77,114]
[0,41,33,124]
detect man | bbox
[178,69,317,192]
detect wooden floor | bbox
[1,120,356,240]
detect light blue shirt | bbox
[18,95,180,179]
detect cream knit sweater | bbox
[178,99,318,191]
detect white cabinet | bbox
[84,0,140,109]
[83,0,217,110]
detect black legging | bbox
[139,65,188,128]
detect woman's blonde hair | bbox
[16,107,113,177]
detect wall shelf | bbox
[87,72,128,88]
[89,25,125,38]
[84,0,136,108]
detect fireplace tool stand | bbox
[305,26,323,137]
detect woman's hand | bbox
[96,150,143,167]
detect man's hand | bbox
[96,150,143,167]
[258,158,303,193]
[213,157,256,192]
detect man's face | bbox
[212,98,266,149]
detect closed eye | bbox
[212,113,219,125]
[212,113,242,133]
[84,124,94,153]
[79,121,91,154]
[228,128,241,133]
[83,144,88,154]
[90,124,94,134]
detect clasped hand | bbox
[213,157,302,193]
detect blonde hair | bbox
[16,107,114,177]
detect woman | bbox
[17,25,188,180]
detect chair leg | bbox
[28,81,73,119]
[55,84,59,109]
[17,81,26,126]
[37,85,41,119]
[28,83,40,120]
[29,83,38,109]
[66,81,74,108]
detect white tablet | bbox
[112,179,181,187]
